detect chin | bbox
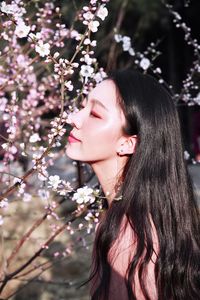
[66,148,77,160]
[65,147,83,161]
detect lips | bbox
[68,132,81,143]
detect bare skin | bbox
[66,79,136,205]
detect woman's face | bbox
[66,79,126,163]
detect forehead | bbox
[88,79,118,110]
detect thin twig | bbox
[6,213,48,267]
[0,213,76,294]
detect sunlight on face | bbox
[66,80,126,164]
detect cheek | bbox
[84,120,122,149]
[66,123,122,162]
[89,119,119,137]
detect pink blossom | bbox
[97,5,108,21]
[88,20,100,33]
[15,21,30,38]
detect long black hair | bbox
[90,70,200,300]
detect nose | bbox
[67,108,86,129]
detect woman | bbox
[66,70,200,299]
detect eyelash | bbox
[80,104,101,118]
[90,111,101,118]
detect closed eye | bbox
[80,101,101,118]
[90,111,101,118]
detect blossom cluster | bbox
[114,11,200,105]
[72,186,102,233]
[1,1,30,39]
[164,4,200,105]
[76,1,108,91]
[48,175,72,196]
[0,0,109,231]
[114,33,165,86]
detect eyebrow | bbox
[86,95,108,111]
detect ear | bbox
[117,135,137,156]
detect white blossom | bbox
[48,175,61,190]
[172,11,182,20]
[91,40,97,47]
[15,21,30,38]
[72,62,79,68]
[0,215,4,226]
[35,41,50,57]
[90,0,97,4]
[20,143,25,150]
[114,34,122,43]
[194,92,200,105]
[28,32,37,41]
[65,80,73,91]
[71,30,81,40]
[0,198,8,209]
[10,145,17,154]
[72,186,95,204]
[83,6,89,11]
[0,1,25,16]
[13,177,22,184]
[85,212,94,221]
[66,112,77,124]
[53,52,60,59]
[128,48,135,56]
[38,170,48,182]
[83,11,94,21]
[18,182,26,194]
[94,69,107,83]
[80,65,94,78]
[94,72,104,83]
[23,193,32,202]
[155,67,162,74]
[78,223,84,230]
[184,151,190,160]
[88,20,100,33]
[1,143,9,150]
[83,54,93,65]
[28,32,36,40]
[58,180,73,196]
[29,133,41,143]
[84,38,91,45]
[0,97,7,111]
[0,2,14,14]
[97,5,108,21]
[140,58,150,70]
[115,34,133,52]
[2,32,9,41]
[87,223,93,234]
[122,36,131,51]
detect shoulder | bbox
[108,217,136,275]
[108,216,159,271]
[108,216,158,299]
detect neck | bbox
[90,156,128,206]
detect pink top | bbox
[93,218,158,300]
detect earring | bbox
[118,149,123,155]
[117,146,124,155]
